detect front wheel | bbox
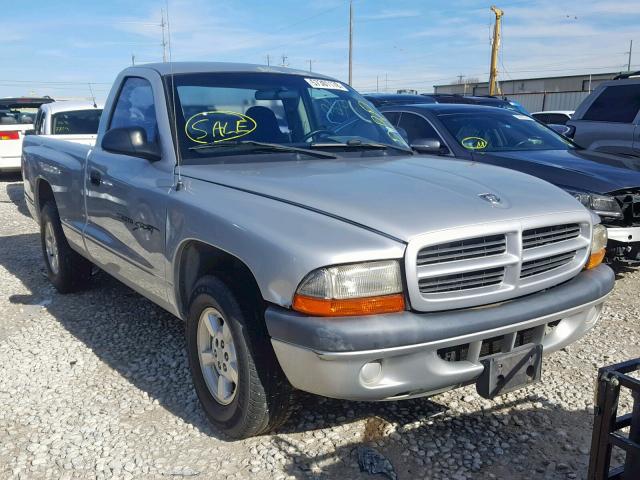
[186,275,294,439]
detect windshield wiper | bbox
[188,140,337,159]
[310,138,413,155]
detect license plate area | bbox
[476,344,542,399]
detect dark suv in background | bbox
[568,72,640,157]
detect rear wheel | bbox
[186,275,294,439]
[40,202,91,293]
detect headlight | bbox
[569,191,623,219]
[292,260,405,316]
[586,224,607,270]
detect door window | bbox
[382,111,401,125]
[33,109,45,134]
[398,112,442,143]
[583,84,640,123]
[109,77,158,142]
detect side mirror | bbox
[101,127,161,161]
[411,138,443,154]
[548,124,574,138]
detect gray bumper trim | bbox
[265,264,614,353]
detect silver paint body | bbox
[20,63,609,401]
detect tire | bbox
[40,201,92,293]
[186,275,294,439]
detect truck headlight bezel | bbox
[292,260,405,316]
[568,191,623,219]
[586,223,607,270]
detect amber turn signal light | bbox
[585,248,605,270]
[292,293,405,317]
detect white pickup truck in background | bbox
[0,97,54,172]
[32,101,103,146]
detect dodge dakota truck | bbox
[22,63,614,439]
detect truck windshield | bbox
[437,112,573,152]
[167,72,410,162]
[51,109,102,135]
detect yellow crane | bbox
[489,5,504,96]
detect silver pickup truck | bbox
[22,62,614,439]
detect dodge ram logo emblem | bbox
[479,193,502,205]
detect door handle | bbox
[89,170,102,186]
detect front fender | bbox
[166,176,406,309]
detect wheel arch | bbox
[35,177,55,219]
[174,239,265,320]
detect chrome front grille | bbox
[419,266,504,293]
[405,215,592,312]
[417,234,506,266]
[522,224,580,249]
[520,251,577,278]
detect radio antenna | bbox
[165,0,183,189]
[87,82,97,108]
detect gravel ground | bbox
[1,173,639,480]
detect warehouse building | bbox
[433,71,623,112]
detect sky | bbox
[1,0,639,100]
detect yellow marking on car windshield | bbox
[185,111,257,144]
[356,100,404,143]
[461,136,488,150]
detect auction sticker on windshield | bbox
[461,136,488,150]
[305,78,348,91]
[185,111,257,144]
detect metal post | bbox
[308,59,313,72]
[628,40,633,72]
[266,55,270,66]
[348,0,353,85]
[376,76,379,92]
[623,390,640,479]
[588,372,621,480]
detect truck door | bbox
[84,76,171,305]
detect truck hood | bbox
[180,155,586,242]
[474,149,640,195]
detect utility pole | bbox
[266,54,271,66]
[308,59,313,72]
[348,0,353,85]
[489,5,504,96]
[131,54,136,66]
[627,40,633,72]
[160,8,168,62]
[281,55,288,67]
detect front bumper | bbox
[606,227,640,263]
[266,265,614,401]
